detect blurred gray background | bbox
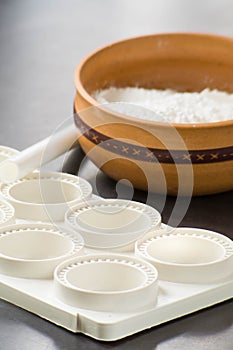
[0,1,233,350]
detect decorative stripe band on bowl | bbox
[74,114,233,164]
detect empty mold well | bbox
[0,172,92,221]
[146,236,225,265]
[0,223,84,278]
[136,227,233,283]
[54,254,158,312]
[66,198,161,249]
[9,178,81,204]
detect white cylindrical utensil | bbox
[0,124,79,183]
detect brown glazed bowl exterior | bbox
[74,33,233,196]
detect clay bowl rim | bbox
[74,32,233,131]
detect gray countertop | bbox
[0,1,232,349]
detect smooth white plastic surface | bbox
[0,125,78,183]
[0,223,84,278]
[0,171,92,221]
[0,200,15,228]
[65,198,161,249]
[54,253,158,312]
[135,227,233,283]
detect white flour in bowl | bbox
[92,87,233,123]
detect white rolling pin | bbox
[0,124,79,183]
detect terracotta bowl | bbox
[74,33,233,196]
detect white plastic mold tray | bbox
[0,224,232,342]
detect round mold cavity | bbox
[65,198,161,249]
[135,227,233,283]
[0,200,15,228]
[0,223,84,278]
[54,254,158,312]
[0,146,19,163]
[0,171,92,221]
